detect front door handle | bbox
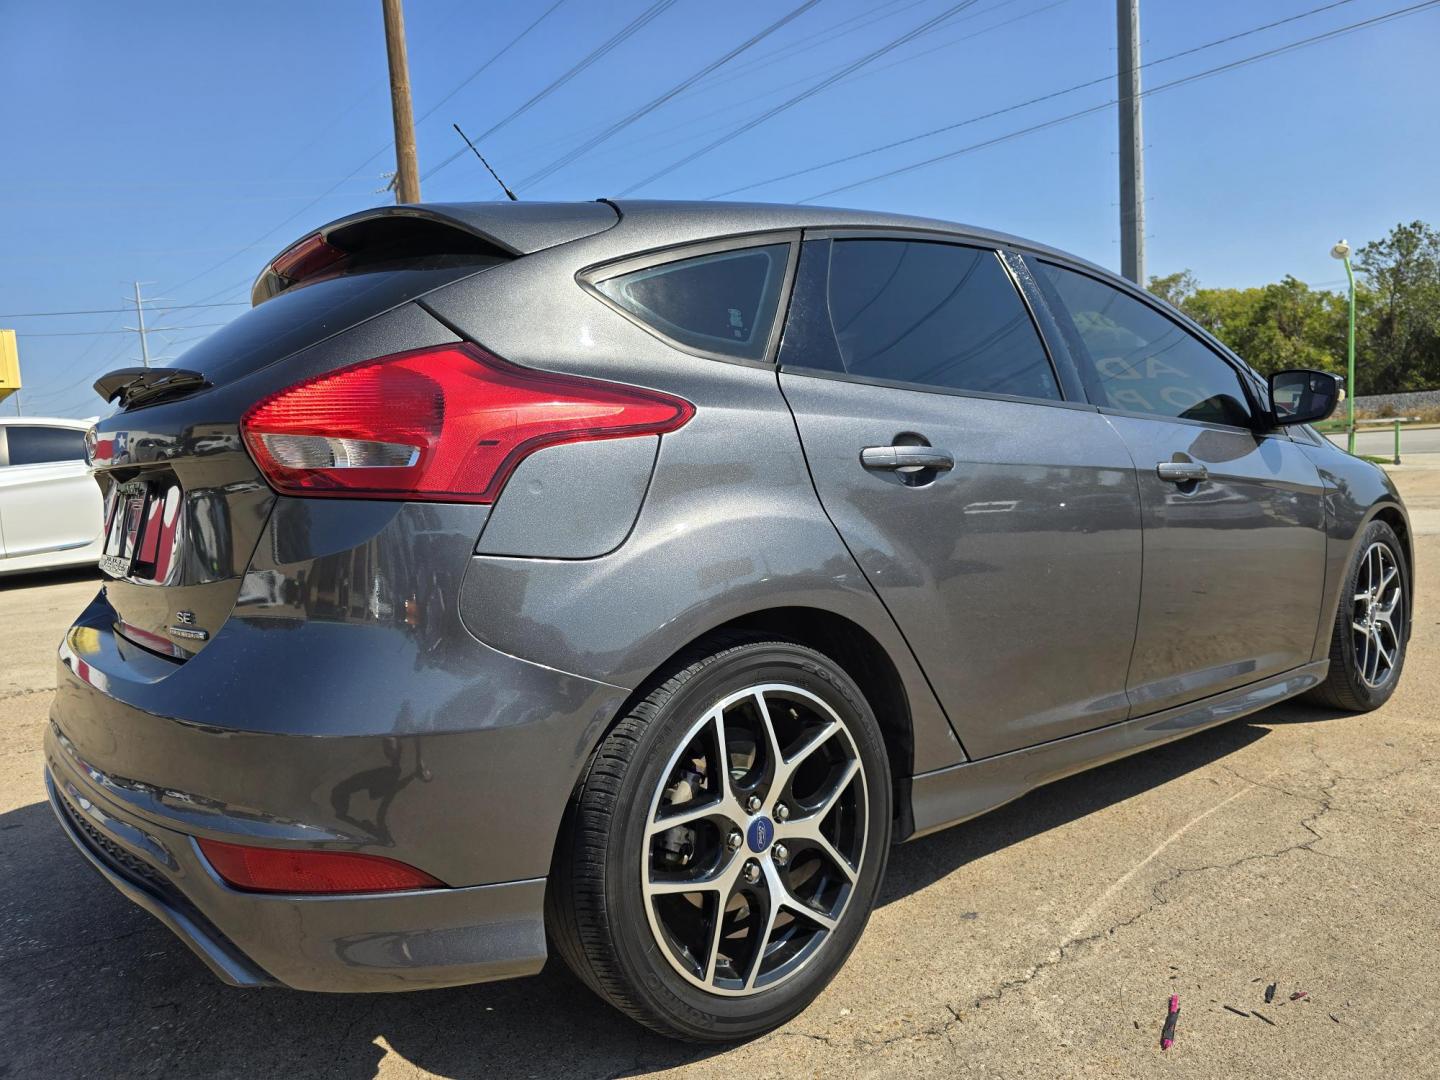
[860,445,955,472]
[1156,461,1208,483]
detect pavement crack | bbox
[6,924,161,973]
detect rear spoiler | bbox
[250,201,619,306]
[94,367,210,408]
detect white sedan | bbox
[0,417,103,575]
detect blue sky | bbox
[3,0,1437,419]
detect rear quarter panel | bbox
[423,227,965,776]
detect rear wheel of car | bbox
[548,637,892,1042]
[1307,519,1409,712]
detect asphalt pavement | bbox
[3,464,1439,1079]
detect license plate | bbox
[99,480,164,579]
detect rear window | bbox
[6,426,86,465]
[158,255,505,389]
[780,238,1060,400]
[594,243,790,361]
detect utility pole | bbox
[381,0,422,204]
[127,281,154,368]
[1117,0,1146,285]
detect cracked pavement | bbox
[2,463,1438,1079]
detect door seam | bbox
[1099,411,1147,721]
[771,366,972,762]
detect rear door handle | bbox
[1156,461,1208,483]
[860,445,955,472]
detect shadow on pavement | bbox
[0,705,1335,1079]
[0,566,100,592]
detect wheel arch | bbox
[591,605,919,836]
[1368,501,1415,639]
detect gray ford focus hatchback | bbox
[47,200,1411,1041]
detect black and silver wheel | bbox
[1308,519,1409,711]
[548,637,891,1042]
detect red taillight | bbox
[240,343,694,503]
[239,344,694,506]
[197,837,445,894]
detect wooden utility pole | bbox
[381,0,422,204]
[1116,0,1145,285]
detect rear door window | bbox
[6,426,86,465]
[1035,262,1254,427]
[594,243,791,361]
[779,238,1061,400]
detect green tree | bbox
[1145,220,1440,394]
[1354,220,1440,393]
[1147,269,1197,308]
[1152,276,1346,378]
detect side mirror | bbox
[1268,369,1343,426]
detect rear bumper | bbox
[45,723,549,992]
[44,498,632,992]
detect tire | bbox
[1306,519,1409,711]
[547,635,892,1042]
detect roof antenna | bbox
[452,123,518,201]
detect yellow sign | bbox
[0,329,18,403]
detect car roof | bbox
[0,416,97,429]
[608,199,1064,257]
[305,199,1115,280]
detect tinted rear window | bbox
[781,239,1060,400]
[162,255,504,388]
[596,244,790,360]
[6,426,86,465]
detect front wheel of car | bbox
[1307,519,1409,712]
[548,636,892,1042]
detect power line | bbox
[516,0,825,191]
[511,0,1068,189]
[586,0,1069,186]
[665,0,929,99]
[414,0,570,131]
[801,0,1440,202]
[0,302,248,318]
[17,323,228,338]
[637,0,1033,122]
[616,0,988,196]
[162,3,571,300]
[464,0,926,176]
[713,0,1367,199]
[424,0,681,183]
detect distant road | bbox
[1327,425,1440,457]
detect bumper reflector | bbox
[197,838,445,894]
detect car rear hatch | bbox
[86,204,623,661]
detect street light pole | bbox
[1331,240,1356,453]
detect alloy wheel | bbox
[641,683,868,996]
[1351,541,1403,689]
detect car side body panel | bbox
[425,222,967,778]
[776,370,1143,759]
[1299,432,1415,659]
[1102,416,1328,713]
[475,435,660,559]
